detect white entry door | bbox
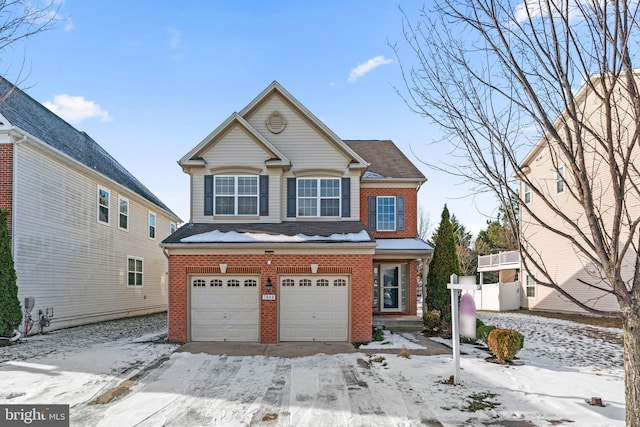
[190,275,259,341]
[279,276,349,341]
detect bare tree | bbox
[396,1,640,423]
[0,0,59,89]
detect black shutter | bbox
[259,175,269,216]
[204,175,213,216]
[368,196,377,230]
[397,195,405,231]
[341,177,350,218]
[287,178,296,217]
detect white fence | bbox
[463,281,520,311]
[477,251,520,271]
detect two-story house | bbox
[161,82,432,343]
[0,77,181,332]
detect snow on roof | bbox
[181,229,372,243]
[363,171,385,178]
[375,238,433,251]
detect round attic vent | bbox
[266,111,287,134]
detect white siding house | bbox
[0,77,181,332]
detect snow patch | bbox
[181,229,372,243]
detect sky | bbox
[2,0,500,236]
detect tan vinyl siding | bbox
[245,94,352,171]
[519,83,638,314]
[201,126,273,169]
[13,143,171,330]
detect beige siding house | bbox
[517,75,635,314]
[0,78,181,332]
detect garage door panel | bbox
[280,276,349,342]
[190,275,259,342]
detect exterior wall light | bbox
[265,277,273,293]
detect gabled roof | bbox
[344,140,426,181]
[239,81,369,169]
[179,112,291,167]
[0,77,179,219]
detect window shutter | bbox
[204,175,213,216]
[287,178,296,217]
[397,195,405,231]
[341,177,350,218]
[368,196,377,230]
[259,175,269,216]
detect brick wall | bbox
[167,252,373,344]
[0,143,13,237]
[360,187,418,238]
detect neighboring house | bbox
[0,78,181,332]
[517,76,625,315]
[161,81,432,344]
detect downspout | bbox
[11,131,27,257]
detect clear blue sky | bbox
[3,0,498,236]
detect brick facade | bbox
[0,143,12,237]
[168,252,373,344]
[360,187,418,238]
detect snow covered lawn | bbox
[0,312,625,426]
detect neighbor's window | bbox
[297,178,340,217]
[170,223,176,234]
[526,274,536,298]
[127,257,143,287]
[98,187,110,224]
[148,212,156,239]
[214,176,258,215]
[523,183,531,204]
[119,197,129,230]
[376,196,396,231]
[556,165,565,194]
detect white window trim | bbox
[127,256,144,288]
[523,183,531,205]
[148,211,156,240]
[118,196,129,231]
[556,164,565,194]
[376,196,397,232]
[97,186,110,225]
[296,177,341,218]
[213,175,259,216]
[526,273,536,299]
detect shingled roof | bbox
[0,78,178,218]
[344,140,425,180]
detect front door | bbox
[381,264,400,311]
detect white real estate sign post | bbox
[447,274,479,384]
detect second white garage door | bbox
[279,276,349,341]
[191,275,259,341]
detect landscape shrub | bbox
[476,318,485,329]
[422,312,441,335]
[487,328,523,363]
[477,325,497,344]
[372,326,385,342]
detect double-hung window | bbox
[556,165,565,194]
[119,197,129,230]
[377,196,396,231]
[214,176,258,215]
[149,212,156,239]
[127,257,143,287]
[297,178,340,217]
[523,183,531,204]
[97,187,110,224]
[526,274,536,298]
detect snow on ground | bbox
[0,312,626,426]
[359,330,426,349]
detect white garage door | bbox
[279,276,349,341]
[190,275,259,341]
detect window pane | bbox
[128,272,135,286]
[238,197,257,215]
[136,259,143,272]
[215,196,234,215]
[128,258,135,271]
[298,179,317,197]
[320,199,339,216]
[99,189,109,206]
[215,176,235,195]
[298,199,317,216]
[320,179,339,197]
[99,206,109,223]
[119,199,128,214]
[149,214,156,227]
[238,177,258,195]
[136,273,143,286]
[377,197,396,230]
[120,214,128,229]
